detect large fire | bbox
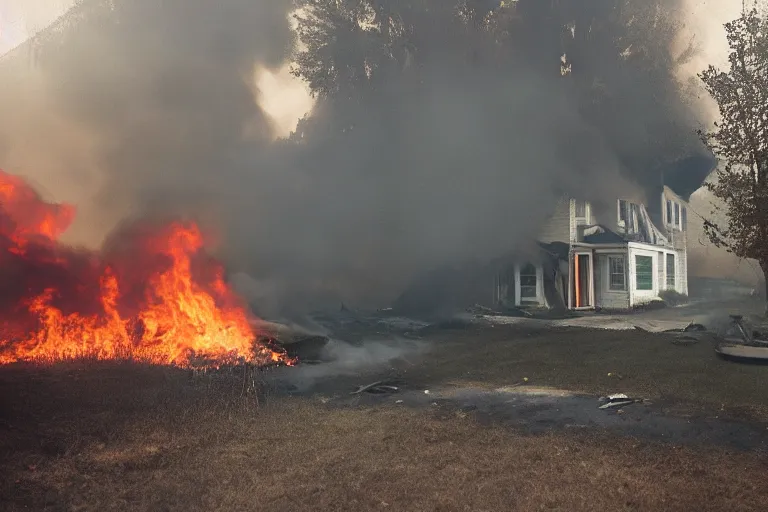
[0,170,290,367]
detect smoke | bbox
[269,337,427,392]
[0,0,296,245]
[0,0,713,315]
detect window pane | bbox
[666,200,672,224]
[681,207,687,231]
[674,203,680,225]
[520,264,537,299]
[635,255,653,290]
[609,256,626,290]
[575,201,586,217]
[666,253,675,288]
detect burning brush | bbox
[0,169,294,369]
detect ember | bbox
[0,170,292,367]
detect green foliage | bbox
[699,10,768,268]
[291,0,703,189]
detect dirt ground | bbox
[2,323,768,511]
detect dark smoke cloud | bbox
[0,0,710,316]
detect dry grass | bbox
[4,324,768,511]
[2,360,768,512]
[413,325,768,421]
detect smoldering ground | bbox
[0,0,712,315]
[268,337,428,393]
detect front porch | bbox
[569,242,686,310]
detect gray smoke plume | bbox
[0,0,712,316]
[268,337,427,393]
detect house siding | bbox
[657,251,665,290]
[536,189,689,311]
[661,186,689,296]
[679,248,688,295]
[594,253,631,309]
[538,196,570,244]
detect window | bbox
[519,263,538,299]
[618,200,627,225]
[574,201,587,218]
[635,255,653,291]
[666,253,675,289]
[665,198,687,231]
[608,256,626,291]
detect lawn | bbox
[412,324,768,421]
[2,324,768,511]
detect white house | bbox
[494,186,689,311]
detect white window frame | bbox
[617,200,627,229]
[664,197,687,232]
[634,254,654,292]
[666,199,673,226]
[572,199,591,225]
[665,253,676,290]
[628,245,660,305]
[515,263,544,305]
[608,255,627,291]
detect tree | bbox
[292,0,705,190]
[699,9,768,310]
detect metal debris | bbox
[351,380,401,395]
[598,393,638,409]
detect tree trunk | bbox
[761,259,768,317]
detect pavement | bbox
[480,298,766,333]
[480,314,693,332]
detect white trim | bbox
[662,192,688,233]
[628,246,657,305]
[627,241,670,251]
[593,247,629,254]
[617,199,626,230]
[664,252,676,290]
[574,243,627,250]
[607,254,628,292]
[514,263,544,306]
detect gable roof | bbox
[582,225,627,244]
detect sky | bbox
[0,0,312,136]
[0,0,73,55]
[1,1,743,61]
[681,0,742,80]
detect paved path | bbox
[481,314,693,332]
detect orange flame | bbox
[0,170,292,367]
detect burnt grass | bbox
[2,325,768,511]
[410,324,768,422]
